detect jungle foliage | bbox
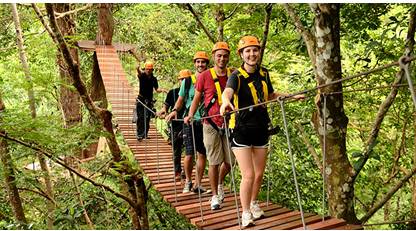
[1,3,416,230]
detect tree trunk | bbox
[310,3,358,223]
[0,92,27,224]
[45,4,149,228]
[54,3,82,128]
[11,4,55,228]
[259,3,273,65]
[410,111,416,229]
[91,3,113,110]
[215,4,224,42]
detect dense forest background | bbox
[1,3,416,230]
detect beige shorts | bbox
[203,123,235,166]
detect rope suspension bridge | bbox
[83,41,416,229]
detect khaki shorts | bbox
[203,123,235,166]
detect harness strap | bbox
[209,68,231,106]
[206,68,231,131]
[229,67,269,129]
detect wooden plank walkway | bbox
[95,45,362,230]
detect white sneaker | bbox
[250,200,264,219]
[217,184,224,202]
[183,181,192,193]
[210,195,221,210]
[241,211,255,227]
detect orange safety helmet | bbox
[237,35,261,54]
[193,51,210,62]
[178,69,192,80]
[212,41,230,54]
[144,61,154,70]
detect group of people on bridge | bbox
[134,35,303,227]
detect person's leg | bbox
[182,123,194,192]
[172,125,183,175]
[208,164,219,195]
[233,147,254,213]
[195,153,206,188]
[251,148,268,201]
[144,103,151,138]
[203,124,223,195]
[136,101,145,139]
[194,123,206,190]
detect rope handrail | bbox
[280,55,416,100]
[162,55,416,124]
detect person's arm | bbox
[156,88,168,93]
[268,92,305,101]
[183,90,202,124]
[165,96,185,121]
[220,87,234,116]
[156,104,168,118]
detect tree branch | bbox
[183,3,216,43]
[360,165,416,223]
[224,4,239,20]
[259,3,273,65]
[295,123,323,172]
[353,9,416,180]
[31,3,57,44]
[55,3,94,19]
[18,187,55,203]
[283,3,316,63]
[0,131,137,209]
[45,3,101,119]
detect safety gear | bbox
[237,35,261,54]
[205,68,232,132]
[212,41,230,53]
[242,211,255,227]
[144,61,154,70]
[178,69,192,80]
[193,51,210,62]
[250,200,264,220]
[229,67,269,129]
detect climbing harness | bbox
[228,67,269,129]
[278,99,306,229]
[205,68,231,132]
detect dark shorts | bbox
[183,122,206,155]
[231,125,269,149]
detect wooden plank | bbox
[97,45,361,230]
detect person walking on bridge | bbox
[166,52,209,193]
[184,42,235,210]
[136,61,167,141]
[156,70,188,179]
[220,35,304,227]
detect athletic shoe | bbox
[183,181,192,193]
[210,195,221,210]
[241,211,255,227]
[218,184,224,202]
[250,200,264,220]
[192,186,206,194]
